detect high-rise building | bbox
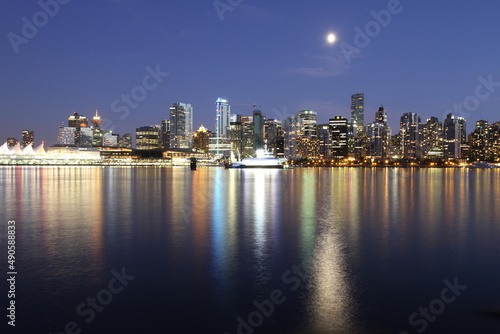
[264,119,284,157]
[193,125,210,154]
[351,93,364,137]
[80,127,94,147]
[169,103,193,149]
[400,112,422,159]
[375,105,387,125]
[215,98,231,138]
[136,126,161,150]
[103,132,119,147]
[229,114,243,157]
[6,138,18,147]
[296,110,317,138]
[317,124,331,158]
[57,127,77,146]
[443,113,461,159]
[489,122,500,161]
[422,117,443,159]
[330,116,348,159]
[241,116,254,157]
[469,120,490,161]
[284,116,297,159]
[21,130,34,148]
[253,109,264,152]
[161,119,170,149]
[213,98,231,157]
[68,113,88,128]
[367,106,391,159]
[118,133,133,149]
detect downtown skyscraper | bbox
[215,98,231,139]
[213,98,231,157]
[351,93,364,138]
[169,103,193,149]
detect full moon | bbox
[327,33,336,44]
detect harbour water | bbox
[1,166,500,333]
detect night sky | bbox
[1,0,500,145]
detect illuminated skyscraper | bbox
[368,106,391,159]
[119,133,133,149]
[68,113,88,128]
[161,119,170,149]
[7,138,18,147]
[215,98,230,138]
[443,113,461,159]
[329,116,348,159]
[57,127,77,146]
[264,119,284,157]
[193,125,210,154]
[422,117,443,159]
[400,112,422,159]
[253,109,264,152]
[351,93,364,137]
[21,130,34,148]
[284,116,297,158]
[169,103,193,149]
[296,110,317,138]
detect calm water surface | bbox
[1,166,500,333]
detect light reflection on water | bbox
[1,166,500,333]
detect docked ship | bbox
[230,150,287,169]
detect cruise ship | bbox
[230,150,287,169]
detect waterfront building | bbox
[469,120,490,161]
[7,138,18,147]
[264,119,284,158]
[229,120,243,158]
[136,125,161,150]
[213,98,231,157]
[169,103,193,149]
[317,124,331,159]
[400,112,422,159]
[329,116,349,159]
[367,106,391,159]
[103,132,119,147]
[118,133,133,149]
[68,112,88,128]
[422,117,443,159]
[79,127,94,147]
[57,127,77,146]
[241,116,254,157]
[193,125,210,154]
[443,113,461,160]
[161,119,170,149]
[253,110,264,152]
[22,130,34,148]
[296,110,317,138]
[284,115,297,159]
[351,93,364,138]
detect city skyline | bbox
[1,1,500,145]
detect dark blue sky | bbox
[1,0,500,145]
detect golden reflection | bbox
[307,219,357,333]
